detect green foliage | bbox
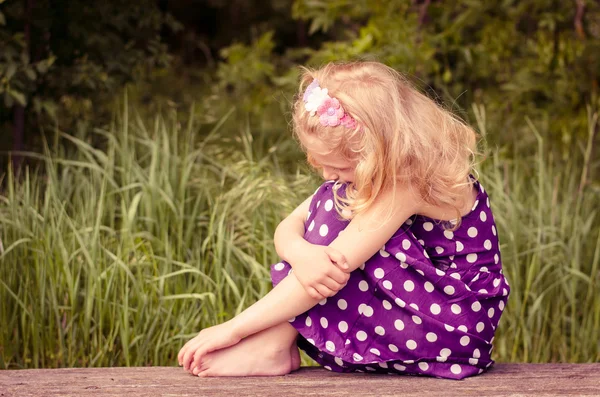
[0,0,181,125]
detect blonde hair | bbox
[292,61,478,224]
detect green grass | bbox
[0,102,598,369]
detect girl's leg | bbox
[192,321,301,377]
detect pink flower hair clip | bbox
[303,79,358,129]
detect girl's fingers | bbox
[324,246,348,269]
[308,286,324,300]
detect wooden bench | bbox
[1,364,599,396]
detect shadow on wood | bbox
[1,364,599,396]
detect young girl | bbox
[178,61,510,380]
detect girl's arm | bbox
[328,185,421,272]
[274,195,350,299]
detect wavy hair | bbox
[292,61,479,225]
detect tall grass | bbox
[0,103,598,369]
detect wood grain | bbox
[1,364,599,397]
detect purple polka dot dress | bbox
[270,179,510,380]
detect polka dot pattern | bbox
[270,179,509,380]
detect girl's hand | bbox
[288,242,351,300]
[177,321,242,373]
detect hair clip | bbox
[303,79,358,129]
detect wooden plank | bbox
[0,364,599,397]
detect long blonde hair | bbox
[292,61,478,223]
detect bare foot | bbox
[194,323,298,377]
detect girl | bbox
[177,61,510,380]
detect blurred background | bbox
[0,0,598,369]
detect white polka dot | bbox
[375,326,385,336]
[337,299,347,310]
[316,200,321,208]
[473,348,481,358]
[476,322,484,332]
[305,316,312,326]
[382,280,392,290]
[471,199,479,210]
[451,304,462,314]
[451,364,462,374]
[444,230,454,239]
[379,249,390,257]
[409,303,419,311]
[395,297,406,307]
[359,262,365,270]
[488,307,495,318]
[444,324,455,332]
[418,362,429,371]
[503,288,508,296]
[356,331,367,341]
[324,199,333,211]
[288,317,295,322]
[423,250,430,258]
[456,241,464,252]
[382,300,392,310]
[479,288,488,294]
[326,341,335,352]
[436,356,447,362]
[435,246,444,254]
[467,253,478,263]
[493,278,501,288]
[320,317,328,328]
[424,281,434,292]
[457,325,468,332]
[444,285,455,295]
[423,222,434,231]
[468,227,478,238]
[334,357,344,366]
[402,239,411,250]
[412,315,422,325]
[388,344,399,352]
[471,301,481,312]
[319,298,327,306]
[435,268,446,276]
[308,220,315,232]
[440,348,452,357]
[486,197,490,207]
[403,280,415,292]
[395,252,406,262]
[492,225,497,236]
[416,269,425,276]
[393,363,406,371]
[430,303,441,315]
[306,211,311,220]
[274,262,285,271]
[426,332,438,342]
[394,319,405,331]
[450,272,461,280]
[480,266,489,273]
[370,348,381,356]
[494,254,499,264]
[460,336,470,346]
[480,211,487,222]
[362,305,374,317]
[471,274,480,283]
[338,321,348,333]
[499,300,505,311]
[307,338,315,345]
[358,280,369,292]
[484,239,492,250]
[319,224,329,237]
[469,358,478,365]
[373,268,385,279]
[405,217,413,225]
[418,239,425,246]
[353,353,363,361]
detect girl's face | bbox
[303,136,357,183]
